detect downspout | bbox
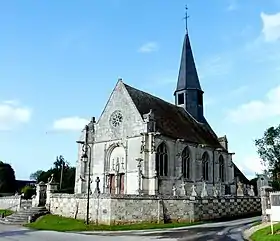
[213,149,215,187]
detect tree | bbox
[21,185,36,199]
[30,170,44,182]
[53,155,69,170]
[30,155,76,194]
[0,161,17,194]
[255,124,280,190]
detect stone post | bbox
[261,185,273,222]
[46,176,58,210]
[33,181,47,207]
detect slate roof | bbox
[124,83,224,149]
[176,34,202,93]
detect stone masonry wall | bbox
[48,193,261,225]
[0,196,22,211]
[49,193,112,224]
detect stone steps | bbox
[0,206,49,225]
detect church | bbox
[74,28,245,197]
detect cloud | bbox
[138,42,159,53]
[227,0,238,11]
[227,84,280,124]
[52,116,89,131]
[261,12,280,42]
[235,154,265,179]
[0,100,31,131]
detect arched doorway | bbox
[108,146,126,194]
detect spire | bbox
[174,6,204,123]
[175,33,202,93]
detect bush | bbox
[21,185,36,199]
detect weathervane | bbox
[184,5,190,33]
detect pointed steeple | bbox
[175,34,202,92]
[174,8,205,123]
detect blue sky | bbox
[0,0,280,180]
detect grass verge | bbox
[0,209,14,217]
[25,214,202,232]
[250,222,280,241]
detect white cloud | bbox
[52,116,89,131]
[138,42,159,53]
[0,100,31,131]
[235,154,265,179]
[261,12,280,42]
[227,84,280,124]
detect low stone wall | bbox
[48,193,261,225]
[0,196,22,211]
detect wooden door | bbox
[119,174,125,194]
[109,174,115,194]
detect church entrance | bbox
[119,173,125,194]
[109,174,116,194]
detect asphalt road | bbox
[0,217,260,241]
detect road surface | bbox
[0,217,259,241]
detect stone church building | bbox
[75,31,243,197]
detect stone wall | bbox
[0,195,22,211]
[48,193,261,225]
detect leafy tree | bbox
[255,125,280,177]
[31,155,76,194]
[53,155,69,170]
[21,185,36,199]
[0,161,17,194]
[30,170,44,182]
[255,124,280,189]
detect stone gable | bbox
[95,80,144,143]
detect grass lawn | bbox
[0,209,14,217]
[25,214,201,232]
[251,222,280,241]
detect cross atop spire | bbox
[184,5,190,33]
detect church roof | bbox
[175,33,202,93]
[124,83,223,149]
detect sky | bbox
[0,0,280,180]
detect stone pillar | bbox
[33,181,47,207]
[46,181,58,209]
[261,185,273,222]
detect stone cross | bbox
[213,185,219,197]
[248,185,255,196]
[200,181,208,198]
[180,181,187,196]
[237,181,244,196]
[191,184,197,197]
[172,185,177,196]
[95,176,100,194]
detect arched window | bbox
[156,143,168,176]
[182,147,191,179]
[202,152,209,181]
[219,155,225,182]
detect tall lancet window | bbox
[156,143,168,176]
[202,152,209,181]
[182,147,191,179]
[219,155,225,182]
